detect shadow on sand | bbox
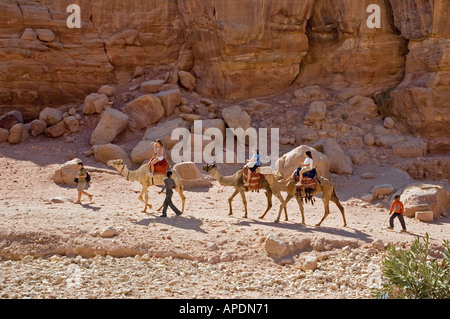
[135,214,207,234]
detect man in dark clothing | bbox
[158,171,182,217]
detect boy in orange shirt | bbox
[388,195,407,232]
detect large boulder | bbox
[275,145,330,179]
[53,158,82,186]
[93,144,132,167]
[395,183,449,220]
[29,119,47,137]
[222,105,251,129]
[314,139,353,175]
[156,89,181,116]
[0,110,23,130]
[122,94,165,130]
[339,95,379,118]
[304,101,327,124]
[0,128,9,143]
[8,123,27,144]
[264,234,289,258]
[39,107,63,126]
[130,140,155,165]
[45,121,67,138]
[83,93,109,115]
[90,108,129,145]
[178,71,196,91]
[143,118,188,150]
[173,162,211,188]
[392,138,428,158]
[141,80,165,94]
[221,105,256,146]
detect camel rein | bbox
[119,164,130,181]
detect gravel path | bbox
[0,245,384,299]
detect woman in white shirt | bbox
[149,139,165,175]
[295,151,314,186]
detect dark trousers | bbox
[161,193,181,216]
[390,213,406,230]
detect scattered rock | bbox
[39,107,63,126]
[45,121,67,138]
[53,158,82,186]
[0,128,8,143]
[415,211,434,222]
[122,94,165,130]
[36,29,55,42]
[0,110,23,130]
[371,239,385,250]
[29,119,47,137]
[63,116,79,133]
[173,162,211,188]
[264,234,289,257]
[371,184,395,196]
[143,118,188,150]
[304,101,327,124]
[98,85,116,97]
[361,172,375,179]
[100,227,119,238]
[156,89,181,116]
[141,80,165,94]
[398,183,449,220]
[90,108,128,145]
[299,255,318,271]
[360,194,374,202]
[392,138,428,158]
[130,140,155,165]
[8,123,27,144]
[276,145,330,179]
[93,144,132,167]
[315,139,353,175]
[83,93,109,115]
[383,117,395,129]
[178,71,196,91]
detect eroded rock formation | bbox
[0,0,449,151]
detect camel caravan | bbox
[105,141,347,228]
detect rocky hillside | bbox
[0,0,449,152]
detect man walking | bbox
[158,171,182,217]
[75,162,93,204]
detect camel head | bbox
[201,163,217,173]
[107,159,125,170]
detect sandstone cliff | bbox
[0,0,449,151]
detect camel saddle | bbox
[242,167,263,191]
[294,175,317,205]
[148,157,170,174]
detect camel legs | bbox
[259,190,288,221]
[138,187,152,213]
[239,190,248,218]
[295,196,306,225]
[331,192,347,227]
[275,193,294,223]
[177,187,186,213]
[228,189,239,216]
[259,191,273,220]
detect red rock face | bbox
[0,0,449,151]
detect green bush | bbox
[373,234,450,299]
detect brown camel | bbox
[201,164,287,219]
[260,172,347,227]
[107,159,186,214]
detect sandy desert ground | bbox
[0,123,449,300]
